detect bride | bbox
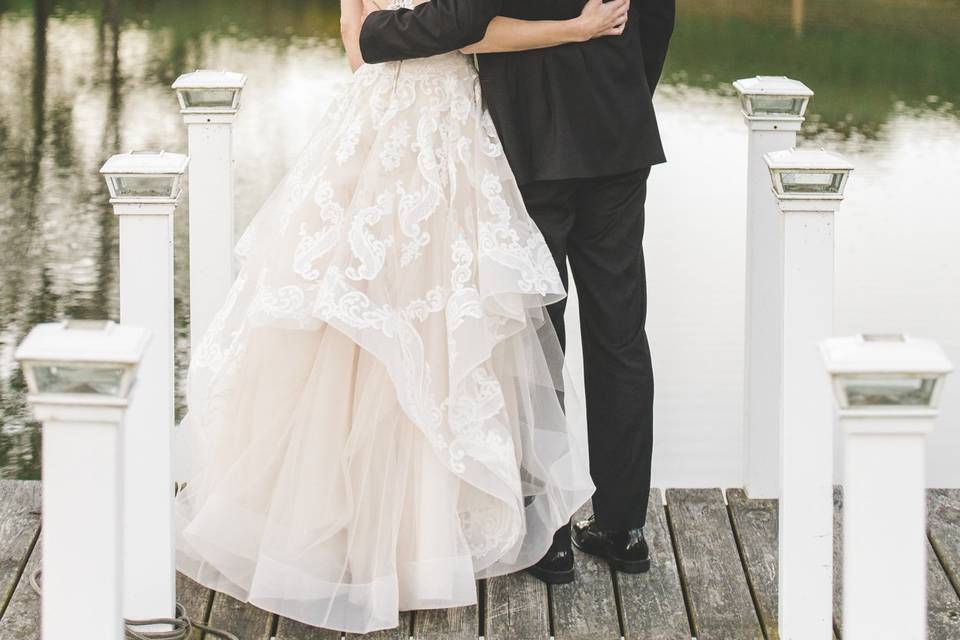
[174,0,627,632]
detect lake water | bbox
[1,0,958,486]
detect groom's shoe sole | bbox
[572,539,651,575]
[525,564,575,585]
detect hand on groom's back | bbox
[359,0,379,31]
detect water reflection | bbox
[792,0,805,37]
[0,0,958,480]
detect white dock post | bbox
[821,334,953,640]
[15,320,150,640]
[100,150,188,626]
[171,70,246,351]
[766,148,853,639]
[733,76,813,499]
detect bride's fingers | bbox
[600,0,627,18]
[606,13,628,31]
[602,22,627,37]
[603,2,629,25]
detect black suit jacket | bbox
[360,0,675,185]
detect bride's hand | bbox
[575,0,630,41]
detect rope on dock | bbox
[29,569,240,640]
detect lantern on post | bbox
[100,150,187,626]
[733,76,815,500]
[171,70,246,353]
[767,148,852,198]
[101,150,187,202]
[173,70,245,114]
[734,75,812,122]
[822,334,952,640]
[765,146,852,639]
[15,320,150,640]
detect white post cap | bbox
[15,320,150,366]
[100,150,189,176]
[765,147,853,173]
[821,334,953,377]
[733,75,814,99]
[172,69,247,90]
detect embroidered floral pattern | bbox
[189,47,567,562]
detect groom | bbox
[359,0,674,584]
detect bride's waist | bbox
[374,52,476,76]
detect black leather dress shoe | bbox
[525,546,575,585]
[572,514,650,574]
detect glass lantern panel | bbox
[781,171,844,194]
[110,176,176,198]
[863,333,906,343]
[843,377,938,407]
[31,365,125,396]
[180,88,237,109]
[750,96,805,116]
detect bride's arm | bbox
[460,0,629,55]
[340,0,367,72]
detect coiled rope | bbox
[30,568,239,640]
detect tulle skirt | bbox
[174,52,595,633]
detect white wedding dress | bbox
[174,7,595,632]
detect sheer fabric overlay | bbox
[174,46,594,633]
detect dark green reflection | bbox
[664,0,960,138]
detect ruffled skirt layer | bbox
[174,53,594,633]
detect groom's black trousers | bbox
[520,167,655,536]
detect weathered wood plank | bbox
[9,479,959,640]
[344,611,412,640]
[725,490,842,640]
[726,488,779,639]
[926,489,960,639]
[412,582,478,640]
[0,480,41,615]
[205,592,275,640]
[485,570,549,640]
[175,572,214,640]
[0,533,41,640]
[833,486,843,637]
[929,489,960,596]
[551,503,620,640]
[834,487,960,639]
[616,489,689,640]
[665,488,763,640]
[274,615,342,640]
[731,490,839,640]
[926,542,960,639]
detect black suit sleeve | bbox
[633,0,675,94]
[359,0,503,64]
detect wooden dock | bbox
[2,480,959,639]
